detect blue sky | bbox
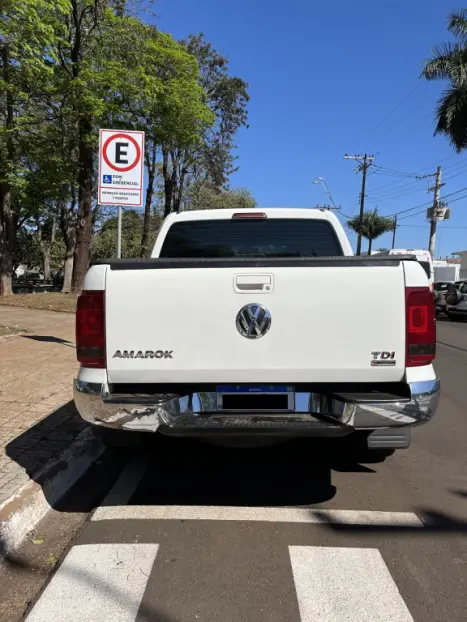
[154,0,467,257]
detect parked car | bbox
[434,281,454,315]
[73,208,439,458]
[445,280,467,320]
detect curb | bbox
[0,427,104,557]
[0,330,26,342]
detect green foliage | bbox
[0,0,69,190]
[13,226,64,272]
[13,228,41,271]
[185,182,257,211]
[347,209,395,254]
[181,34,250,187]
[91,210,162,260]
[159,34,251,216]
[1,2,251,290]
[422,10,467,152]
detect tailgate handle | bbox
[234,274,273,293]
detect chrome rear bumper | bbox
[73,379,440,436]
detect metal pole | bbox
[117,205,122,258]
[428,166,442,257]
[356,154,368,256]
[344,154,374,256]
[392,215,397,249]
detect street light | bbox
[312,177,338,210]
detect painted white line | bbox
[92,505,423,526]
[99,455,149,507]
[26,543,159,622]
[290,546,413,621]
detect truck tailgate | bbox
[105,263,406,384]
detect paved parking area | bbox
[0,306,82,506]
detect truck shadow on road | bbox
[103,436,381,509]
[5,413,467,534]
[5,411,376,513]
[5,401,86,476]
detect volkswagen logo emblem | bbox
[236,304,271,339]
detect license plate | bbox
[216,385,295,411]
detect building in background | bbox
[434,259,459,282]
[452,252,467,280]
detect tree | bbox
[422,9,467,151]
[347,208,395,254]
[161,34,250,216]
[134,30,214,256]
[91,210,162,260]
[54,9,213,288]
[3,7,251,290]
[0,0,67,295]
[185,182,257,211]
[13,227,41,272]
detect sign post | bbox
[98,129,145,257]
[117,206,122,259]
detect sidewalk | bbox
[0,306,85,507]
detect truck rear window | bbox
[160,218,343,258]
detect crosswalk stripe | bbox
[92,505,423,526]
[26,544,159,622]
[290,546,413,622]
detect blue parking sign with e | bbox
[103,174,112,184]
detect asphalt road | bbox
[2,319,467,621]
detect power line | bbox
[368,155,465,195]
[372,167,417,178]
[397,190,467,221]
[368,82,422,136]
[373,106,422,145]
[441,163,467,183]
[369,173,428,199]
[389,186,467,219]
[399,224,467,228]
[368,184,429,203]
[368,160,467,204]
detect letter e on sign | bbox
[98,129,145,207]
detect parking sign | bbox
[98,129,145,206]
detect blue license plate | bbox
[216,385,294,393]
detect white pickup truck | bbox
[74,208,440,456]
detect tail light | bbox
[406,287,436,367]
[76,290,105,368]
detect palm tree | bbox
[422,10,467,151]
[347,208,395,255]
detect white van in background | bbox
[375,249,434,290]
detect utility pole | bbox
[117,206,122,259]
[428,166,442,257]
[392,214,397,249]
[344,153,375,255]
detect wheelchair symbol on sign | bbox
[103,174,112,184]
